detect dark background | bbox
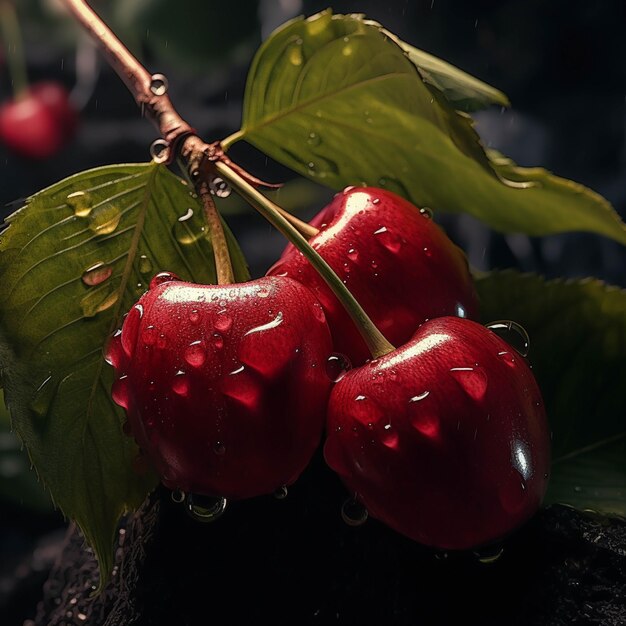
[1,1,625,623]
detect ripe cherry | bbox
[268,187,478,365]
[324,316,550,550]
[106,274,333,500]
[0,82,76,159]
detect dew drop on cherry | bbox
[184,340,206,367]
[111,375,130,409]
[150,271,180,290]
[325,353,352,382]
[273,485,288,500]
[486,320,530,357]
[341,497,368,527]
[497,350,516,367]
[215,314,232,333]
[172,371,190,396]
[185,493,227,523]
[449,367,488,401]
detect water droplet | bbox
[80,289,119,317]
[142,325,157,346]
[312,302,326,324]
[407,391,440,437]
[343,186,356,194]
[497,350,516,367]
[112,375,130,409]
[171,488,185,503]
[138,255,153,274]
[307,132,321,146]
[474,545,504,564]
[185,340,206,367]
[287,40,303,65]
[374,226,403,253]
[66,190,92,217]
[172,212,206,244]
[347,248,358,261]
[380,423,398,448]
[341,497,368,526]
[423,247,432,258]
[244,311,284,336]
[273,485,288,500]
[185,493,227,523]
[149,73,168,95]
[172,371,190,396]
[486,320,530,357]
[212,332,224,349]
[150,272,180,289]
[420,207,433,219]
[326,353,352,382]
[215,314,232,333]
[449,367,488,401]
[350,394,384,426]
[209,177,231,198]
[257,287,269,298]
[88,202,122,235]
[342,43,352,56]
[150,138,170,163]
[213,441,226,455]
[81,262,113,286]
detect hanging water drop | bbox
[150,138,169,163]
[420,207,433,219]
[326,353,352,382]
[341,497,368,527]
[150,272,180,289]
[486,320,530,357]
[66,190,92,217]
[149,73,169,96]
[273,485,288,500]
[185,493,227,522]
[209,177,231,198]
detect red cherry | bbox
[0,82,76,159]
[324,316,550,550]
[30,82,78,138]
[268,187,478,365]
[107,275,333,500]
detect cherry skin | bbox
[106,274,333,500]
[268,187,478,366]
[0,82,76,159]
[324,316,550,550]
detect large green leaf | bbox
[476,271,626,516]
[384,33,510,112]
[0,163,249,583]
[224,10,626,246]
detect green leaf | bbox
[225,10,626,246]
[383,33,510,112]
[0,389,52,512]
[476,271,626,516]
[0,163,249,584]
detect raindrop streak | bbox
[326,353,352,382]
[66,191,92,217]
[88,203,122,235]
[341,497,368,527]
[185,493,228,523]
[486,320,530,357]
[215,314,232,333]
[273,485,288,500]
[449,367,488,401]
[149,73,169,96]
[81,262,113,286]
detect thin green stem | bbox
[215,161,395,359]
[0,1,29,97]
[200,189,234,285]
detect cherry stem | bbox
[63,0,393,357]
[274,206,319,239]
[0,1,29,97]
[215,161,395,359]
[199,189,234,284]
